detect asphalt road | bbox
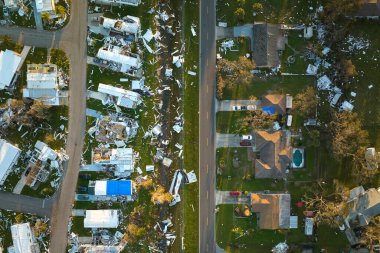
[0,1,87,252]
[199,0,216,252]
[0,191,53,217]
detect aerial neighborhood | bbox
[0,0,379,253]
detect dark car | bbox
[77,195,89,200]
[24,167,31,176]
[79,174,91,179]
[77,187,87,192]
[240,106,247,110]
[3,7,9,17]
[240,140,251,146]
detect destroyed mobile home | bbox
[88,114,139,144]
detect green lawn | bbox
[216,205,285,253]
[216,111,249,134]
[222,75,315,100]
[217,37,251,61]
[216,0,321,27]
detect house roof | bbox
[261,94,286,115]
[10,223,40,253]
[251,193,291,229]
[0,50,22,90]
[347,187,380,227]
[35,0,55,13]
[252,24,284,68]
[0,139,21,185]
[84,210,119,228]
[97,46,140,68]
[254,131,291,179]
[26,64,58,90]
[355,0,380,17]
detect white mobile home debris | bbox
[98,83,142,109]
[92,147,134,177]
[0,139,21,185]
[91,0,141,7]
[96,45,142,76]
[100,16,141,40]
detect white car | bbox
[247,105,257,111]
[232,105,241,111]
[241,135,252,140]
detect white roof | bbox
[36,0,55,13]
[0,50,22,90]
[4,0,18,7]
[35,141,58,161]
[101,16,140,34]
[84,210,119,228]
[98,83,142,109]
[341,101,354,111]
[94,180,108,195]
[0,139,21,185]
[97,46,140,69]
[317,75,332,90]
[289,216,298,229]
[27,65,58,90]
[305,217,314,235]
[306,64,318,75]
[11,223,40,253]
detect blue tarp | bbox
[262,106,275,115]
[106,180,132,196]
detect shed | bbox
[305,217,314,235]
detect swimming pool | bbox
[291,148,304,168]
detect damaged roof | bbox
[252,24,285,68]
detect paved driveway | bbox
[216,133,245,148]
[217,99,261,112]
[215,191,251,205]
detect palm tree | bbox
[41,12,50,23]
[1,35,12,47]
[56,5,66,16]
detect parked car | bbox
[247,105,257,111]
[77,195,89,200]
[24,167,31,176]
[77,187,87,192]
[230,191,241,196]
[3,7,9,17]
[240,140,251,146]
[240,105,247,110]
[241,135,252,140]
[79,174,91,180]
[232,105,242,111]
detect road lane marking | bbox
[207,32,209,40]
[207,164,209,174]
[207,6,209,14]
[206,84,208,93]
[42,200,45,208]
[206,58,209,66]
[206,138,209,146]
[206,111,209,119]
[207,191,209,199]
[206,217,209,226]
